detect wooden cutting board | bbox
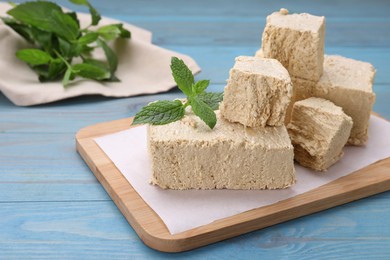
[76,116,390,252]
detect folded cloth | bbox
[0,2,201,106]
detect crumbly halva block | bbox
[261,8,325,81]
[220,56,292,127]
[284,76,315,124]
[288,55,376,145]
[287,97,353,171]
[255,48,264,58]
[148,111,296,190]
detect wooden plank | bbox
[0,78,389,135]
[110,20,390,48]
[0,107,389,202]
[0,183,109,202]
[0,92,185,133]
[0,47,387,120]
[0,133,95,179]
[43,0,389,49]
[1,198,389,259]
[0,132,111,202]
[54,0,390,19]
[76,116,390,252]
[172,46,390,84]
[0,0,388,258]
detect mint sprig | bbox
[133,100,185,125]
[197,91,224,110]
[1,0,131,87]
[132,57,224,129]
[189,95,217,128]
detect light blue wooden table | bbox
[1,0,389,258]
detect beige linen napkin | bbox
[0,2,201,106]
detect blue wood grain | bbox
[0,0,389,258]
[8,0,390,49]
[1,129,390,203]
[48,0,390,49]
[0,194,389,259]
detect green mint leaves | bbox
[16,49,53,66]
[197,92,224,110]
[189,95,217,129]
[69,0,101,25]
[133,57,224,129]
[2,0,131,87]
[170,57,194,97]
[133,100,186,125]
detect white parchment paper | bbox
[95,115,390,234]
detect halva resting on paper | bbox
[289,55,376,145]
[220,56,292,127]
[287,98,353,171]
[134,7,377,189]
[261,8,325,81]
[148,111,296,189]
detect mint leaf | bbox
[47,59,67,81]
[58,38,83,59]
[189,96,217,129]
[118,26,131,38]
[133,100,185,125]
[62,67,73,87]
[69,0,101,25]
[97,39,118,78]
[77,32,99,45]
[50,9,80,41]
[3,0,130,87]
[29,27,54,53]
[16,49,52,66]
[7,2,79,41]
[198,92,224,110]
[69,0,88,6]
[88,3,101,26]
[84,59,109,70]
[7,2,62,27]
[72,63,110,80]
[80,45,94,56]
[58,38,74,58]
[8,2,17,8]
[133,57,217,129]
[1,17,35,43]
[35,58,67,82]
[97,24,130,41]
[170,57,194,97]
[192,79,210,94]
[83,59,118,82]
[66,11,80,28]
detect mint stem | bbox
[183,101,191,108]
[54,50,71,69]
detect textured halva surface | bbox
[148,111,296,190]
[261,9,325,81]
[287,97,353,171]
[284,76,315,124]
[255,48,264,58]
[287,55,376,145]
[220,56,292,127]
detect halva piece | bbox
[220,56,292,127]
[261,8,325,81]
[255,48,264,58]
[148,111,296,190]
[289,55,376,145]
[287,97,353,171]
[284,76,315,124]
